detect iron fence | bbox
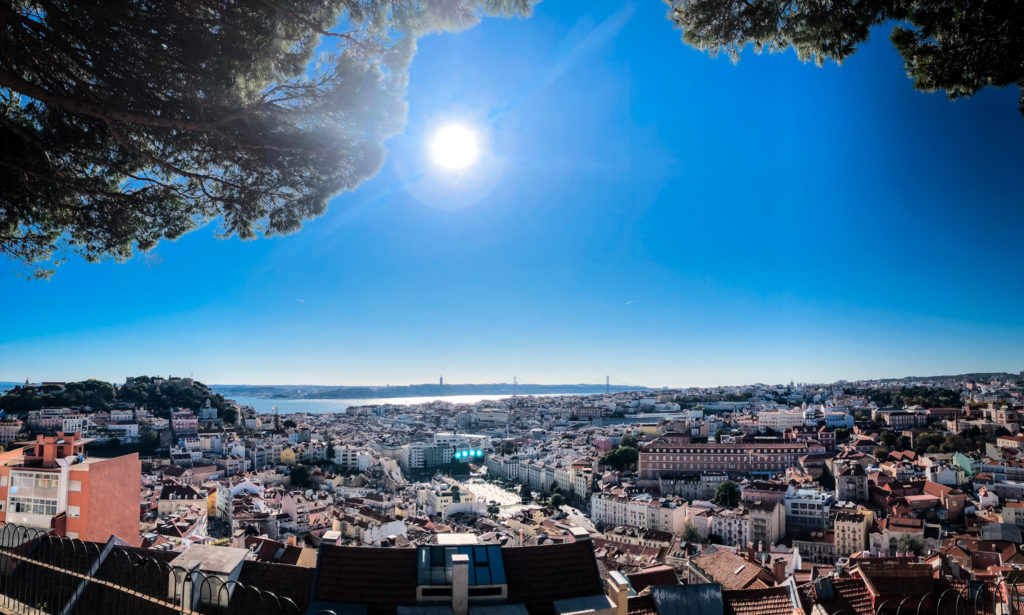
[0,523,311,615]
[0,522,1021,615]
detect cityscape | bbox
[2,1,1024,615]
[0,373,1023,615]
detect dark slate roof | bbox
[651,584,724,615]
[237,560,316,613]
[629,594,659,615]
[313,545,419,615]
[503,540,604,615]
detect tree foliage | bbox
[897,535,925,555]
[290,465,314,489]
[0,378,114,411]
[519,483,532,504]
[665,0,1024,116]
[0,0,533,277]
[119,376,230,418]
[866,387,962,409]
[600,446,638,471]
[713,480,740,508]
[681,523,704,543]
[0,375,237,424]
[549,492,565,509]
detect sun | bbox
[430,124,479,170]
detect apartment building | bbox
[748,500,786,547]
[590,491,688,534]
[0,432,140,543]
[0,418,23,445]
[172,411,199,434]
[833,510,871,557]
[835,464,869,503]
[784,488,834,529]
[758,410,808,432]
[710,507,749,547]
[26,408,67,432]
[638,436,808,478]
[334,445,372,472]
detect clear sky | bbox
[2,2,1023,387]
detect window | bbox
[68,505,81,518]
[9,496,58,516]
[69,480,82,492]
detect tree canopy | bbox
[1,375,237,423]
[665,0,1024,116]
[0,378,114,411]
[600,445,639,471]
[713,480,740,508]
[866,386,962,409]
[0,0,532,277]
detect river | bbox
[227,394,547,414]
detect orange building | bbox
[0,432,140,544]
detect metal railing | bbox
[0,523,312,615]
[1,522,1021,615]
[827,577,1024,615]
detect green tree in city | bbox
[600,446,639,471]
[0,0,533,277]
[713,480,741,508]
[620,434,639,449]
[519,483,533,504]
[664,0,1024,117]
[549,493,566,509]
[897,535,925,555]
[290,465,314,489]
[880,431,900,449]
[139,431,161,454]
[681,523,704,543]
[874,447,891,462]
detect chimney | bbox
[452,553,469,615]
[747,543,756,563]
[772,559,787,583]
[607,571,630,615]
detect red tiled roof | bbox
[692,551,774,590]
[799,577,873,615]
[628,565,680,594]
[724,586,794,615]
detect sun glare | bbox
[430,124,479,170]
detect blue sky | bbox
[2,2,1023,387]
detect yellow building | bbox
[280,448,297,466]
[834,509,873,557]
